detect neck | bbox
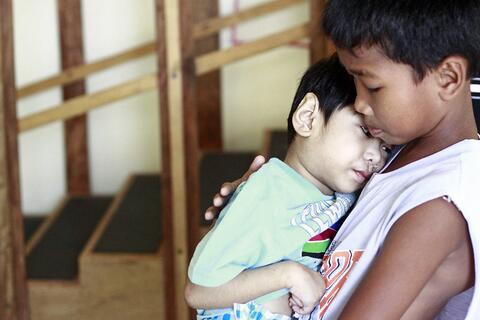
[284,144,334,195]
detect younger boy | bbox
[186,55,391,319]
[200,1,480,319]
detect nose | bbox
[353,82,372,116]
[364,140,384,172]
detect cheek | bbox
[372,97,408,130]
[335,141,363,166]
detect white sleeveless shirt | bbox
[305,139,480,320]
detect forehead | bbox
[336,46,388,76]
[329,105,362,124]
[337,46,418,83]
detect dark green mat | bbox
[27,197,112,280]
[23,216,45,242]
[200,152,256,225]
[94,175,162,253]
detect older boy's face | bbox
[337,46,440,146]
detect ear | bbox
[292,92,322,138]
[435,56,468,101]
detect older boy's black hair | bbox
[287,53,355,144]
[323,0,480,80]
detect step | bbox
[23,216,45,242]
[90,174,163,254]
[28,179,166,320]
[73,174,165,320]
[199,151,256,225]
[26,196,113,280]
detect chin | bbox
[335,183,361,194]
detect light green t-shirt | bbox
[188,158,354,303]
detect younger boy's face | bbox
[337,46,441,146]
[300,105,390,194]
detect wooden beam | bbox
[309,0,328,62]
[154,1,175,319]
[196,23,309,75]
[193,0,305,38]
[16,43,155,99]
[17,0,307,99]
[309,0,335,60]
[18,74,157,132]
[180,0,201,264]
[58,0,90,195]
[172,0,194,318]
[0,0,29,318]
[194,1,222,151]
[154,0,189,319]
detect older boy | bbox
[198,1,480,319]
[186,55,391,319]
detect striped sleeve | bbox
[473,77,480,132]
[472,76,480,100]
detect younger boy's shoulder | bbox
[215,160,287,220]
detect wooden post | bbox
[154,1,175,319]
[58,0,90,195]
[0,0,30,319]
[180,0,203,257]
[154,0,191,319]
[309,0,328,63]
[194,1,222,151]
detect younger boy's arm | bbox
[338,198,473,320]
[185,260,325,314]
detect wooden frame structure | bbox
[0,0,29,319]
[159,0,330,318]
[0,1,330,319]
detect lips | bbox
[353,170,372,184]
[368,127,383,137]
[363,120,383,137]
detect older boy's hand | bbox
[204,155,266,220]
[285,262,325,315]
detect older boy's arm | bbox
[185,260,325,312]
[338,198,472,320]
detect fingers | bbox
[219,182,235,197]
[290,295,307,315]
[290,295,303,308]
[204,206,219,221]
[291,304,302,315]
[241,155,266,180]
[204,186,233,221]
[250,155,266,171]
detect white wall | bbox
[13,0,308,215]
[220,0,309,151]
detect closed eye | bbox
[367,87,381,93]
[360,125,372,137]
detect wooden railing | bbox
[17,0,306,99]
[18,22,309,132]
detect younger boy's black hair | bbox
[287,53,355,144]
[323,0,480,80]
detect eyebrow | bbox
[348,68,375,77]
